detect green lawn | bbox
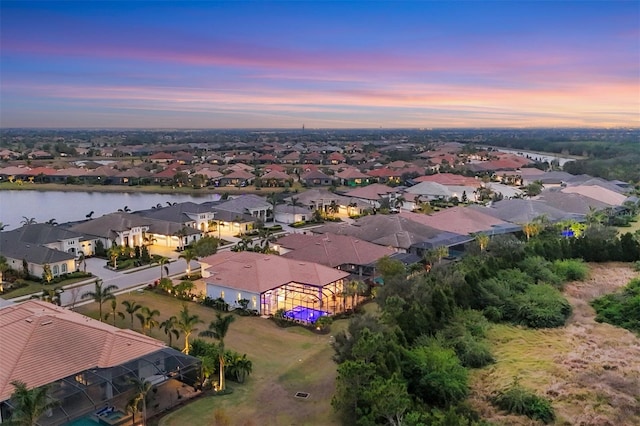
[3,275,94,299]
[76,290,346,426]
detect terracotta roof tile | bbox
[0,301,166,401]
[200,252,350,292]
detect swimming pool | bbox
[66,417,100,426]
[284,306,329,323]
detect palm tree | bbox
[227,353,253,384]
[45,218,58,225]
[0,222,8,231]
[179,249,198,278]
[199,313,236,391]
[85,211,94,219]
[107,245,120,269]
[473,233,490,252]
[177,304,203,355]
[77,252,87,273]
[104,299,125,326]
[521,221,542,241]
[121,300,143,328]
[126,376,152,426]
[327,200,340,216]
[158,256,169,279]
[117,205,131,212]
[349,280,368,307]
[81,279,118,322]
[7,380,59,426]
[37,287,64,306]
[136,306,160,335]
[20,217,37,226]
[267,192,280,223]
[160,315,180,347]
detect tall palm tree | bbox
[136,306,160,335]
[160,315,180,347]
[126,376,152,426]
[178,249,198,278]
[104,299,125,326]
[199,313,236,391]
[121,300,143,328]
[81,279,118,322]
[177,304,203,355]
[7,380,59,426]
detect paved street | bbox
[61,257,191,307]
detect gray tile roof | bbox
[313,214,448,250]
[0,235,75,264]
[213,194,270,214]
[3,223,88,245]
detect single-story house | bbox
[275,232,395,277]
[0,300,201,426]
[200,251,350,318]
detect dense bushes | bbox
[491,378,555,424]
[591,277,640,334]
[509,284,572,328]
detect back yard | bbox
[76,291,345,426]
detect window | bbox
[220,291,225,299]
[61,264,67,273]
[52,265,59,275]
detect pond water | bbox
[0,190,221,230]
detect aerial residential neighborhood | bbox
[0,128,639,425]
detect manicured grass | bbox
[75,290,346,426]
[3,276,94,299]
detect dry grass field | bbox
[470,263,640,426]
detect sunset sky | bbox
[1,1,638,129]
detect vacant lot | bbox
[77,291,345,426]
[471,263,640,426]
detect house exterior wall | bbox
[5,256,75,278]
[274,211,308,224]
[205,283,260,311]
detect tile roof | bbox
[471,199,574,224]
[4,223,87,245]
[561,185,627,206]
[400,207,509,235]
[68,212,152,240]
[200,251,350,293]
[214,194,270,214]
[343,184,397,201]
[0,300,166,401]
[314,214,447,250]
[414,173,479,187]
[277,233,395,268]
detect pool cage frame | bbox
[1,348,201,426]
[259,279,347,321]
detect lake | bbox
[0,190,221,230]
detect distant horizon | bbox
[1,1,639,129]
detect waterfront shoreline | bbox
[0,182,276,195]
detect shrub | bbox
[491,377,555,424]
[511,284,572,328]
[634,261,640,272]
[552,259,589,281]
[518,256,562,287]
[407,341,469,407]
[591,277,640,334]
